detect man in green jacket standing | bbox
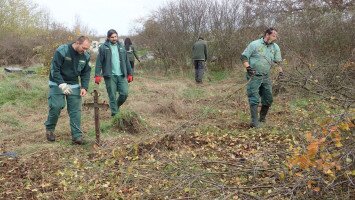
[192,36,208,84]
[44,36,91,145]
[94,29,133,117]
[241,28,283,128]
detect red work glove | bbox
[127,75,133,83]
[94,76,102,84]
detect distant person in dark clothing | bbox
[124,38,140,73]
[192,36,208,84]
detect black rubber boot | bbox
[250,105,259,128]
[259,105,270,122]
[72,137,86,145]
[46,130,55,142]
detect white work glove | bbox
[58,83,72,95]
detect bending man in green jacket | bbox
[94,29,133,117]
[241,28,283,128]
[44,36,91,145]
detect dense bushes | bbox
[136,0,354,69]
[135,0,354,103]
[0,0,94,68]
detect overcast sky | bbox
[32,0,168,36]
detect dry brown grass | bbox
[0,69,353,199]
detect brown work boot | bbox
[46,130,55,142]
[72,137,86,145]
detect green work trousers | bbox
[44,86,82,140]
[104,75,129,116]
[246,75,273,106]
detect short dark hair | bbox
[264,28,277,36]
[107,29,118,38]
[198,36,204,40]
[77,36,91,44]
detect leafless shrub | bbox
[136,0,354,102]
[0,0,96,69]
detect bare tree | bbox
[136,0,354,104]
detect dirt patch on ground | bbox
[154,100,186,119]
[224,122,251,130]
[135,131,210,154]
[15,80,32,89]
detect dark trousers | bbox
[194,60,205,83]
[104,75,129,116]
[246,75,273,106]
[130,61,135,73]
[44,86,82,140]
